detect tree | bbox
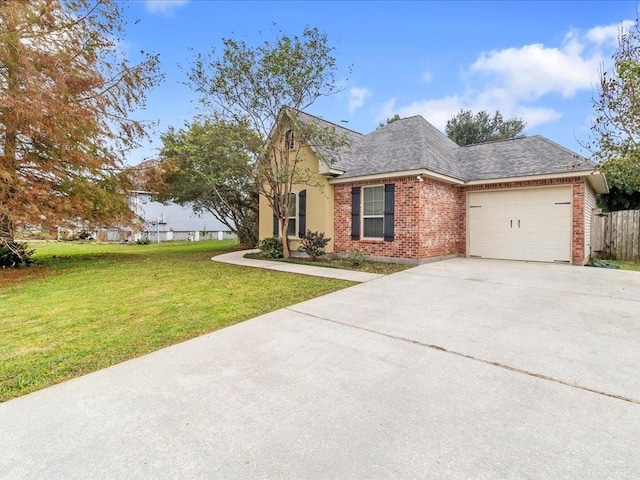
[0,0,161,246]
[187,27,346,258]
[590,18,640,192]
[377,114,401,129]
[150,118,261,248]
[445,110,526,146]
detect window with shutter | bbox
[362,185,384,238]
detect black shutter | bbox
[298,190,307,237]
[351,186,361,240]
[273,212,278,236]
[384,183,395,242]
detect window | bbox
[287,192,297,237]
[362,186,384,238]
[285,129,294,150]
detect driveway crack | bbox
[288,307,640,406]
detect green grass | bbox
[244,253,412,275]
[609,260,640,272]
[0,241,354,402]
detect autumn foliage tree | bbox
[0,0,161,246]
[187,27,347,258]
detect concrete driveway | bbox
[1,258,639,479]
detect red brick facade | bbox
[334,175,589,264]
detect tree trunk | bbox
[280,217,291,258]
[0,214,14,242]
[236,218,258,249]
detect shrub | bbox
[258,236,283,258]
[345,248,367,267]
[298,230,330,261]
[0,240,36,268]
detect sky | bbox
[121,0,637,165]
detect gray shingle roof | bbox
[292,110,595,182]
[339,116,462,179]
[457,136,595,181]
[292,110,362,171]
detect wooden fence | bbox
[591,209,640,262]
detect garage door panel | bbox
[468,187,572,263]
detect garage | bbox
[467,186,572,262]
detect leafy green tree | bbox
[445,110,526,146]
[0,0,161,247]
[186,27,347,258]
[377,114,402,129]
[151,119,261,248]
[590,18,640,192]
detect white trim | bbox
[586,172,609,194]
[330,168,608,194]
[464,170,596,186]
[330,169,464,185]
[361,185,384,239]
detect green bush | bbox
[345,248,367,267]
[258,236,283,258]
[299,230,330,261]
[0,240,36,268]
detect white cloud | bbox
[394,96,463,130]
[144,0,189,15]
[586,19,634,45]
[348,87,371,114]
[377,19,632,132]
[470,42,601,99]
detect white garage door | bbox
[468,187,572,262]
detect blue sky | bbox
[123,0,636,165]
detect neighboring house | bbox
[258,109,608,264]
[128,191,232,241]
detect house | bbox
[258,109,608,264]
[126,191,232,242]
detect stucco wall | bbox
[258,143,335,252]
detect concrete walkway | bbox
[1,258,639,479]
[212,249,383,283]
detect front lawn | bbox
[0,241,354,402]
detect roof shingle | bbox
[291,110,595,182]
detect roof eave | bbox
[586,170,609,194]
[464,170,603,188]
[329,169,464,185]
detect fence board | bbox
[591,209,640,262]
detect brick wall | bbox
[334,176,464,260]
[334,176,588,263]
[417,178,465,258]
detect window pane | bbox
[287,219,296,236]
[363,186,383,215]
[288,193,296,217]
[363,218,384,238]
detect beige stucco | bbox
[258,131,335,253]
